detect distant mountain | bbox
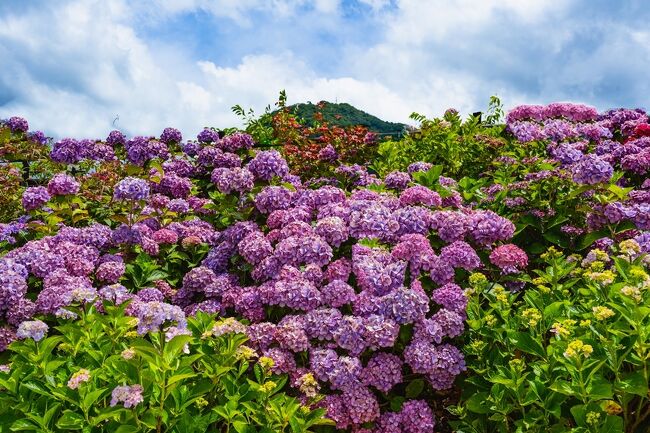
[277,101,407,137]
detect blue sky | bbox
[0,0,649,138]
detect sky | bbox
[0,0,649,139]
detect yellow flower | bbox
[629,267,649,283]
[469,340,487,352]
[532,277,546,285]
[258,356,275,371]
[621,285,642,302]
[509,358,525,372]
[563,339,593,359]
[235,345,258,361]
[521,308,542,327]
[493,286,508,304]
[586,411,601,426]
[484,314,498,327]
[124,331,138,338]
[586,270,615,285]
[551,319,576,339]
[579,320,591,328]
[261,381,277,393]
[592,306,615,321]
[618,239,640,257]
[469,273,488,290]
[195,397,209,409]
[541,246,562,260]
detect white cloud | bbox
[0,0,649,139]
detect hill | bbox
[279,101,407,137]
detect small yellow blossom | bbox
[541,246,562,261]
[579,320,591,328]
[469,340,487,352]
[484,314,498,327]
[195,397,209,409]
[588,261,606,272]
[296,373,320,398]
[532,277,546,285]
[127,318,139,328]
[618,240,640,257]
[621,285,642,302]
[261,381,277,393]
[235,345,258,361]
[469,273,488,290]
[258,356,275,372]
[124,331,138,338]
[629,267,649,283]
[586,270,615,285]
[521,308,542,327]
[551,319,576,339]
[537,285,551,293]
[493,286,508,304]
[586,411,601,425]
[592,306,615,321]
[563,339,593,359]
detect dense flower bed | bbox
[0,99,649,433]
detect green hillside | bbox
[280,101,407,136]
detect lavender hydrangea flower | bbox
[22,187,50,211]
[106,130,126,146]
[110,384,144,408]
[360,353,403,392]
[407,162,433,174]
[47,173,80,196]
[247,150,289,181]
[6,116,29,133]
[113,177,150,201]
[131,301,187,335]
[16,320,48,341]
[571,154,614,185]
[384,171,411,190]
[219,132,254,152]
[197,128,219,143]
[160,127,182,144]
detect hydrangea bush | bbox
[1,98,649,433]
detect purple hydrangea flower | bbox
[6,116,29,133]
[160,127,182,144]
[571,154,614,185]
[110,385,144,408]
[22,187,50,211]
[16,320,48,341]
[47,173,80,196]
[247,150,289,181]
[113,177,150,201]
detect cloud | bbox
[0,0,649,139]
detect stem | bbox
[157,331,167,433]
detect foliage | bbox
[0,303,328,433]
[451,243,650,433]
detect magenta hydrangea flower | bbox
[490,244,528,274]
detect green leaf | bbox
[9,419,40,431]
[83,388,107,412]
[509,332,546,358]
[405,379,425,398]
[617,372,649,397]
[56,411,85,430]
[464,392,491,414]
